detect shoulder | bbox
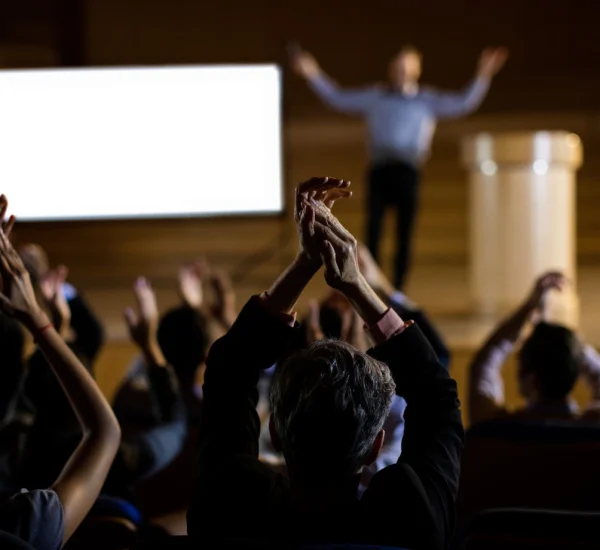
[0,489,64,550]
[417,86,441,100]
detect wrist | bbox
[339,275,389,326]
[339,274,370,298]
[295,251,322,274]
[23,309,51,333]
[306,68,322,81]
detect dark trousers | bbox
[366,161,420,290]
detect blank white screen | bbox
[0,65,282,220]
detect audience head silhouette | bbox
[269,339,395,481]
[518,322,582,401]
[18,244,49,285]
[157,306,209,382]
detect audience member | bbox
[187,177,462,549]
[113,260,234,429]
[468,271,600,425]
[113,263,235,520]
[19,244,105,365]
[103,277,187,501]
[0,194,121,548]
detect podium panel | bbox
[462,131,582,325]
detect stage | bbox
[14,111,600,419]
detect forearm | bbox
[264,253,320,314]
[468,339,511,425]
[307,73,370,114]
[26,313,120,542]
[432,76,491,118]
[461,75,491,112]
[466,300,529,423]
[342,275,390,327]
[486,298,536,348]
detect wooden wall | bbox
[83,0,600,114]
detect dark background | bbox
[4,0,600,115]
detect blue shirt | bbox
[309,74,491,166]
[0,489,64,550]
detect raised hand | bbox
[124,277,162,359]
[178,259,208,310]
[294,177,352,265]
[0,229,42,324]
[477,47,509,78]
[0,195,15,237]
[209,269,237,329]
[41,265,71,337]
[527,271,566,312]
[290,47,321,79]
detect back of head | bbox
[270,340,395,481]
[519,322,582,399]
[157,306,209,381]
[18,244,49,286]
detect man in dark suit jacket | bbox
[187,178,463,550]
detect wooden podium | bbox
[461,131,582,325]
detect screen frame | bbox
[0,63,286,223]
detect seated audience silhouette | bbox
[0,195,121,548]
[469,271,600,425]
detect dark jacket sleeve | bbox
[389,301,451,369]
[68,295,105,365]
[194,296,297,471]
[367,324,463,548]
[187,296,297,538]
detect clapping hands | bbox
[0,195,44,327]
[296,184,362,291]
[124,277,164,365]
[294,176,352,267]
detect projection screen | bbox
[0,64,283,221]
